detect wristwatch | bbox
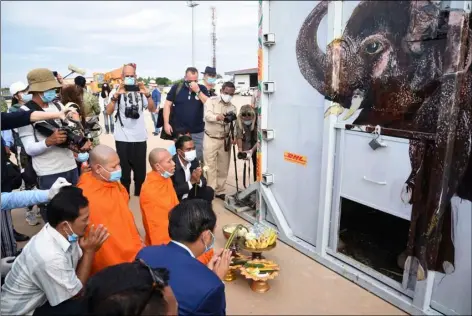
[196,90,201,95]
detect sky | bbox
[0,0,258,87]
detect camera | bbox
[237,152,248,160]
[224,112,237,123]
[125,105,140,119]
[34,120,88,152]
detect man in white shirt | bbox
[17,68,90,222]
[1,186,109,315]
[105,63,155,196]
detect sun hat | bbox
[9,81,28,96]
[27,68,62,93]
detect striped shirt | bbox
[1,223,83,315]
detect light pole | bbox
[187,0,199,66]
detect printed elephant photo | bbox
[296,0,472,279]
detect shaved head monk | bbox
[140,148,214,264]
[78,145,144,274]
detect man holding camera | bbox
[203,82,236,200]
[17,68,84,222]
[106,63,155,196]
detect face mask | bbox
[21,93,32,102]
[221,94,232,103]
[183,150,197,162]
[76,152,89,163]
[243,120,252,126]
[41,89,57,103]
[99,165,122,182]
[157,164,174,178]
[207,77,216,84]
[64,222,79,243]
[124,77,135,85]
[203,231,215,253]
[167,144,177,156]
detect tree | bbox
[172,78,184,85]
[155,77,172,86]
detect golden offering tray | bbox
[239,239,276,260]
[239,259,280,293]
[224,253,250,282]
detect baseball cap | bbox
[27,68,62,93]
[9,81,28,96]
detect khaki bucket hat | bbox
[27,68,62,93]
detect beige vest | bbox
[204,96,237,138]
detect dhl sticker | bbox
[284,151,307,166]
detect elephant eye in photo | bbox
[364,41,384,54]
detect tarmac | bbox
[10,95,404,315]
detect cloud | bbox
[1,1,258,86]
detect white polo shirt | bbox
[1,224,83,315]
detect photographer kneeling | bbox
[17,68,91,222]
[203,82,236,200]
[235,104,257,183]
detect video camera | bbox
[224,112,237,124]
[34,117,100,153]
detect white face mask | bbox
[184,150,197,162]
[221,94,232,103]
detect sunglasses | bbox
[241,112,253,117]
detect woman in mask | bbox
[235,104,258,182]
[99,83,114,134]
[60,84,94,174]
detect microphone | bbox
[63,65,86,79]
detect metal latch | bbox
[263,33,276,46]
[262,129,275,141]
[262,81,275,94]
[261,173,274,186]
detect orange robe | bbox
[140,171,214,264]
[78,172,144,275]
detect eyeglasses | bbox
[135,259,166,315]
[136,259,165,289]
[241,112,253,117]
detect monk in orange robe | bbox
[78,145,144,275]
[140,148,214,264]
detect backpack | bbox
[158,83,183,140]
[18,100,63,186]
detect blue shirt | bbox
[166,84,209,133]
[1,130,13,148]
[1,190,49,212]
[152,89,161,106]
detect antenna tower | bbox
[211,7,217,69]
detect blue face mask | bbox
[99,165,122,182]
[124,77,135,85]
[207,77,216,84]
[64,222,78,243]
[204,231,215,253]
[167,144,176,156]
[157,163,174,179]
[40,89,57,103]
[21,93,33,102]
[76,152,89,163]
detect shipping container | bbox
[226,1,472,314]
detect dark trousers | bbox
[33,299,85,315]
[115,141,147,196]
[252,150,257,182]
[187,185,215,203]
[37,168,79,222]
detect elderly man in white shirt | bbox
[1,186,109,316]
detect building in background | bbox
[224,68,257,94]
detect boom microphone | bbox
[63,65,86,79]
